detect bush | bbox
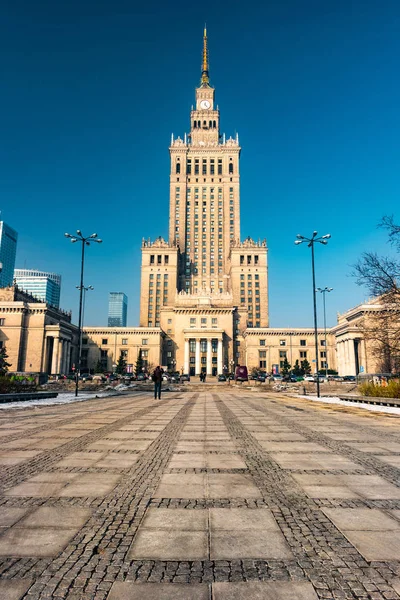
[0,376,37,394]
[359,380,400,398]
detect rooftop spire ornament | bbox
[201,26,210,86]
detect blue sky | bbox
[2,0,399,328]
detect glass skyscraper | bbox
[0,222,18,288]
[108,292,128,327]
[13,269,61,307]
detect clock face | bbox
[200,100,211,110]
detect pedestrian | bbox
[200,372,203,382]
[203,372,206,383]
[152,365,163,399]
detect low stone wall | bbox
[0,392,58,404]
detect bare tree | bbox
[352,216,400,373]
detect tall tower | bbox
[169,27,241,296]
[140,29,268,374]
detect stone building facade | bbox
[139,29,268,376]
[0,286,78,374]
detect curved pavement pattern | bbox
[0,390,399,599]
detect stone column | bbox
[195,338,201,375]
[217,338,223,375]
[65,341,70,373]
[184,339,189,374]
[348,338,356,376]
[51,335,60,374]
[207,338,212,375]
[60,339,66,374]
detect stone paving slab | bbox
[212,581,319,599]
[107,582,210,600]
[0,579,33,600]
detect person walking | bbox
[152,365,163,400]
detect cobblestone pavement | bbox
[0,390,400,599]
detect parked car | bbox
[180,374,190,382]
[218,374,227,382]
[343,375,356,382]
[162,374,171,382]
[304,375,315,382]
[257,374,266,382]
[136,373,147,381]
[272,374,283,382]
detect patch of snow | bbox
[292,394,400,415]
[0,388,131,410]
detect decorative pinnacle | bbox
[201,26,210,86]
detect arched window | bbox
[198,120,201,128]
[213,120,216,128]
[229,162,233,174]
[176,160,181,174]
[193,121,197,128]
[209,120,212,128]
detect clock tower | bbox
[140,28,269,375]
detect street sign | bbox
[312,359,316,362]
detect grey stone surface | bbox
[212,581,318,599]
[0,579,33,600]
[107,582,210,600]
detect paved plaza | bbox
[0,390,400,599]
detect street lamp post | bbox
[76,285,94,378]
[65,231,102,397]
[295,231,331,398]
[316,287,333,378]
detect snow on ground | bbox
[292,394,400,415]
[0,387,135,410]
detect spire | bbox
[201,26,210,86]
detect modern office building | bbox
[0,221,18,288]
[108,292,128,327]
[14,269,61,307]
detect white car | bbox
[304,375,315,382]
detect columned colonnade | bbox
[336,337,365,375]
[45,332,73,375]
[183,331,224,375]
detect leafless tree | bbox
[352,216,400,373]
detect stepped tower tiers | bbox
[140,29,268,373]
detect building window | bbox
[101,350,108,358]
[300,339,306,346]
[142,339,148,345]
[121,350,128,358]
[321,339,326,346]
[150,255,154,264]
[176,162,181,174]
[279,340,286,346]
[201,318,207,325]
[300,351,307,358]
[189,340,196,352]
[321,351,326,358]
[212,318,217,325]
[122,338,128,345]
[279,351,286,358]
[165,255,169,265]
[190,317,196,325]
[200,340,207,352]
[0,318,4,326]
[102,339,108,345]
[259,351,266,358]
[260,340,265,346]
